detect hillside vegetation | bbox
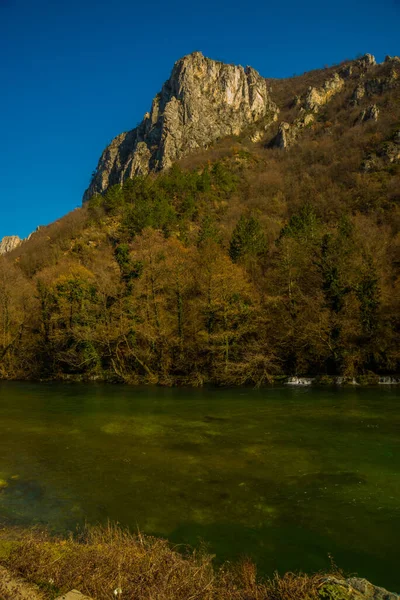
[1,57,399,385]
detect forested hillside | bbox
[1,55,399,384]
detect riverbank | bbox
[0,525,398,600]
[1,372,399,387]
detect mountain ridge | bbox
[83,51,398,204]
[83,51,280,201]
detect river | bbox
[0,382,399,588]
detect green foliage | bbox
[115,244,143,291]
[211,161,238,193]
[197,215,220,246]
[279,204,318,242]
[229,215,265,262]
[319,234,351,314]
[355,259,380,336]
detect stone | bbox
[359,104,379,122]
[0,235,22,255]
[339,64,353,78]
[271,122,295,149]
[303,73,344,112]
[55,590,93,600]
[385,55,400,64]
[320,577,400,600]
[83,52,279,201]
[352,71,398,105]
[351,83,365,105]
[0,565,44,599]
[285,377,314,386]
[356,53,377,69]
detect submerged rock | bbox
[285,377,314,386]
[378,376,400,385]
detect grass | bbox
[0,523,340,600]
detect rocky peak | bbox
[356,53,376,69]
[385,55,400,64]
[0,235,22,255]
[83,52,279,201]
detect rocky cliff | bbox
[84,51,400,202]
[83,52,278,201]
[0,235,22,255]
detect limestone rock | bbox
[362,129,400,171]
[303,73,344,112]
[359,104,379,122]
[271,122,295,149]
[296,112,315,128]
[55,591,93,600]
[0,565,44,599]
[352,73,398,105]
[0,235,22,255]
[84,52,278,201]
[385,55,400,64]
[320,577,399,600]
[339,64,353,78]
[351,83,365,105]
[355,53,377,69]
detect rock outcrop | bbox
[359,104,380,123]
[271,71,345,150]
[84,52,278,201]
[356,53,377,69]
[303,72,345,112]
[0,235,22,255]
[320,577,400,600]
[351,72,398,105]
[385,55,400,64]
[362,129,400,171]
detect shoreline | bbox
[0,374,399,387]
[0,525,399,600]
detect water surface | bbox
[0,383,399,588]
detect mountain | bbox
[84,52,399,203]
[83,52,279,201]
[1,51,399,384]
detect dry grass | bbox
[0,524,337,600]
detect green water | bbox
[0,383,399,588]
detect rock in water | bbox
[83,52,278,201]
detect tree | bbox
[229,215,265,263]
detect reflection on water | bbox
[0,382,399,588]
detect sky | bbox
[0,0,399,240]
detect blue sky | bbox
[0,0,399,239]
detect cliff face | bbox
[0,236,22,255]
[83,52,278,201]
[84,51,400,201]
